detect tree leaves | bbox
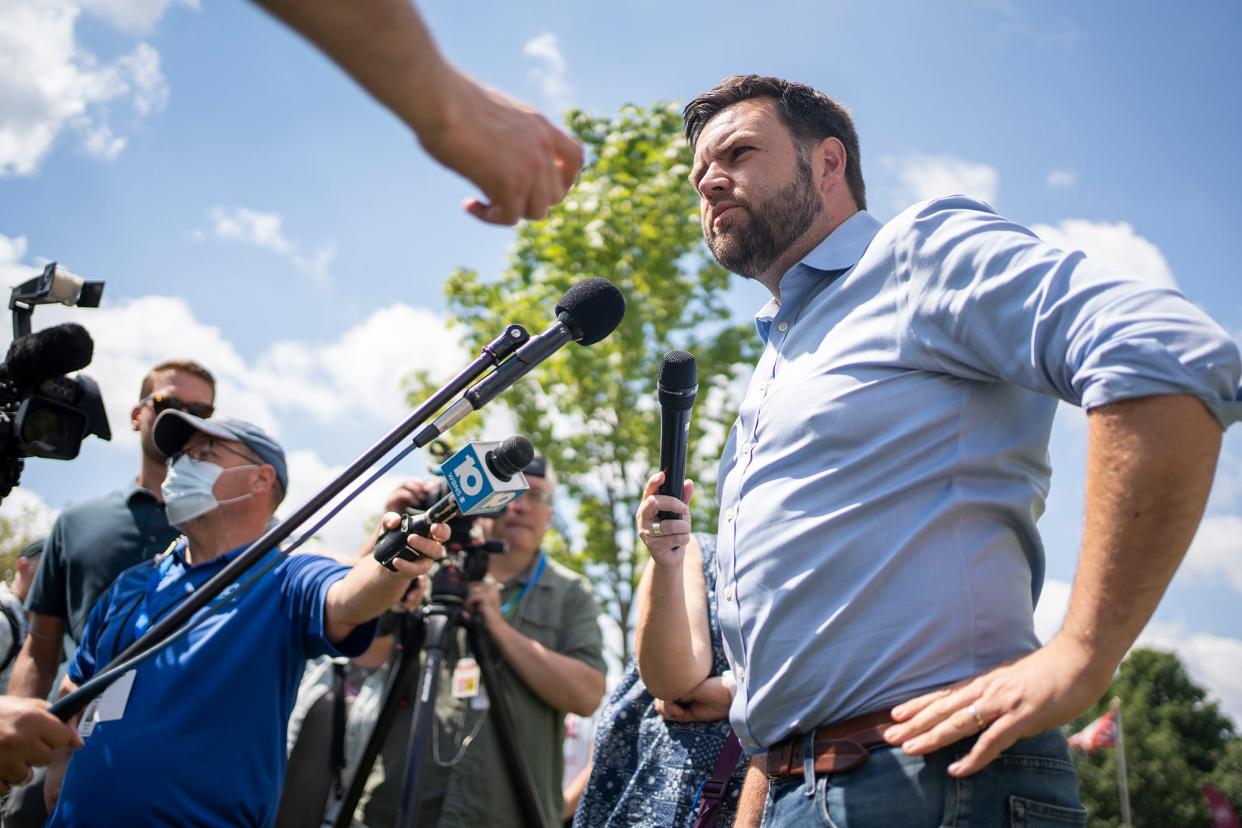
[410,102,757,660]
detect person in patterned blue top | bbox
[573,532,748,828]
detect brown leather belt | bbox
[766,709,896,778]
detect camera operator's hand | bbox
[393,575,427,613]
[464,578,504,629]
[383,478,442,515]
[0,696,83,795]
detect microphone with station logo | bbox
[373,436,534,570]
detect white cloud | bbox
[0,0,172,176]
[1046,169,1076,188]
[523,33,572,113]
[0,234,34,287]
[77,0,197,32]
[205,207,336,286]
[1035,577,1072,643]
[1182,515,1242,594]
[0,486,57,540]
[892,154,998,209]
[253,304,468,426]
[1140,621,1242,724]
[1034,578,1242,722]
[280,449,409,555]
[1030,219,1177,289]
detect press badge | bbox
[451,657,481,699]
[77,670,136,738]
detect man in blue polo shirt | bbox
[43,411,448,827]
[13,359,218,702]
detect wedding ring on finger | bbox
[651,521,663,537]
[967,703,987,732]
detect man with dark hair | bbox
[43,412,448,827]
[354,458,607,828]
[10,359,217,702]
[636,74,1241,825]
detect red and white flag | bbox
[1068,709,1118,752]
[1203,784,1241,828]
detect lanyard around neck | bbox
[500,553,546,621]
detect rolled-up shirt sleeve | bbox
[899,196,1242,428]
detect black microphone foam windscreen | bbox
[4,323,94,388]
[488,435,535,480]
[658,350,697,410]
[555,278,626,346]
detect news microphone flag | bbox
[440,440,530,515]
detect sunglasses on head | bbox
[143,394,214,420]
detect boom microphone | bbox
[373,436,535,570]
[1,323,94,388]
[414,278,626,444]
[657,351,696,521]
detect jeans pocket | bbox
[1008,795,1088,827]
[814,777,842,828]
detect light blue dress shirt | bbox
[715,196,1242,752]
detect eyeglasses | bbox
[516,489,554,507]
[143,394,214,420]
[171,438,261,467]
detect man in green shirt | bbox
[359,458,606,828]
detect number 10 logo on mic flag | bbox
[440,441,529,515]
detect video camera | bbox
[0,263,111,498]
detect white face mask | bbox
[162,455,257,528]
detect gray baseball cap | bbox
[154,410,288,491]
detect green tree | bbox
[0,501,47,583]
[1070,648,1239,827]
[410,102,757,661]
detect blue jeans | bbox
[761,728,1086,827]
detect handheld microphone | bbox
[0,323,94,388]
[414,278,626,445]
[373,436,535,570]
[657,351,697,521]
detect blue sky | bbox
[2,1,1240,716]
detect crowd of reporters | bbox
[0,356,741,828]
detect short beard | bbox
[704,152,823,280]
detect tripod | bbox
[330,546,549,828]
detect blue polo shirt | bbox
[48,540,376,828]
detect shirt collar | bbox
[754,210,883,343]
[125,480,161,504]
[508,550,547,587]
[169,537,260,572]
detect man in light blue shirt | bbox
[636,75,1241,826]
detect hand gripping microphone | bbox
[657,351,697,521]
[373,436,535,570]
[415,278,626,444]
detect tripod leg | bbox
[396,609,456,828]
[328,612,425,828]
[467,615,550,828]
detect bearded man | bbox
[635,75,1241,826]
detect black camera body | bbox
[0,263,111,498]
